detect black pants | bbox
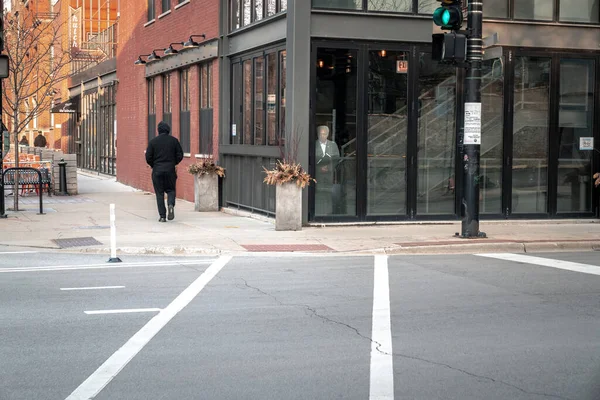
[152,170,177,218]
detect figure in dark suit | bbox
[315,125,340,215]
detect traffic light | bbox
[432,32,467,64]
[433,0,463,31]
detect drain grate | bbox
[53,237,103,248]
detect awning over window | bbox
[51,96,80,114]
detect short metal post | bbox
[58,159,69,195]
[108,203,122,263]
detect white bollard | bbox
[107,203,122,263]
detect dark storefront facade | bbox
[220,0,600,222]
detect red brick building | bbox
[116,0,219,202]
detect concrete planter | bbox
[194,174,219,212]
[275,182,302,231]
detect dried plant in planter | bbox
[263,125,315,189]
[187,159,226,177]
[263,160,314,189]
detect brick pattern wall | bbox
[116,0,220,202]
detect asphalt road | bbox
[1,251,600,400]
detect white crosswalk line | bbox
[370,255,394,400]
[477,253,600,276]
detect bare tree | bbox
[2,8,71,210]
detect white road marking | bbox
[0,251,39,254]
[370,255,394,400]
[65,255,232,400]
[0,259,213,273]
[84,308,161,315]
[477,253,600,276]
[61,286,125,291]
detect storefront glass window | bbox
[279,50,287,142]
[267,0,276,15]
[514,0,553,20]
[243,59,253,144]
[255,0,264,21]
[480,58,504,214]
[367,50,409,215]
[418,0,437,14]
[417,53,456,215]
[314,48,358,217]
[267,53,278,145]
[369,0,412,13]
[312,0,362,10]
[560,0,599,23]
[512,56,550,213]
[243,0,251,25]
[557,59,595,213]
[280,0,287,10]
[254,57,265,145]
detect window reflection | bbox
[514,0,553,20]
[512,56,550,213]
[312,0,362,9]
[417,53,456,215]
[480,58,504,214]
[557,59,595,213]
[560,0,599,23]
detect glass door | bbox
[556,59,595,214]
[314,47,359,218]
[366,49,410,216]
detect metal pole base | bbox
[107,257,122,263]
[455,231,487,239]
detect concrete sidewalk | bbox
[1,171,599,255]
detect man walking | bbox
[33,131,47,148]
[145,121,183,222]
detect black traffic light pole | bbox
[460,0,485,238]
[0,0,5,219]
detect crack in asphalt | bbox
[237,278,390,356]
[237,277,570,400]
[390,351,571,400]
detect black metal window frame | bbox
[162,73,172,127]
[312,0,600,25]
[148,77,157,143]
[148,0,155,20]
[230,0,287,32]
[230,43,286,147]
[199,62,214,155]
[180,68,191,153]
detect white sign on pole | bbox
[464,102,482,145]
[580,137,594,151]
[232,124,237,137]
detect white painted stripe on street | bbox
[0,251,39,254]
[370,255,394,400]
[84,308,161,315]
[477,253,600,276]
[0,259,213,273]
[65,255,232,400]
[61,286,125,291]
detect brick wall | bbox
[116,0,220,202]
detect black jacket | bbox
[145,132,184,173]
[33,134,46,148]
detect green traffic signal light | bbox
[433,4,463,30]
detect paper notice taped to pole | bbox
[464,102,482,145]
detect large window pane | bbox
[231,0,241,30]
[280,0,287,11]
[560,0,599,23]
[557,59,595,213]
[367,50,409,215]
[368,0,412,13]
[486,0,509,18]
[514,0,553,20]
[512,56,550,213]
[279,50,286,142]
[231,62,242,144]
[314,48,358,217]
[243,60,253,144]
[255,0,264,21]
[163,73,172,127]
[417,53,456,215]
[418,0,439,14]
[480,58,504,214]
[266,53,278,146]
[162,0,170,13]
[312,0,362,10]
[243,0,251,25]
[267,0,276,15]
[254,57,265,145]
